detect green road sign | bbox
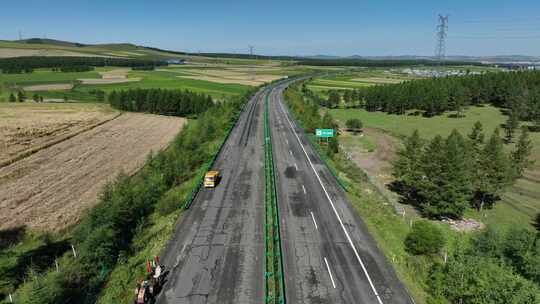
[316,129,334,138]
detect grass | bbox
[330,105,540,232]
[0,68,252,102]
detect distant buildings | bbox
[398,68,479,78]
[165,59,185,65]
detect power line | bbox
[435,14,449,65]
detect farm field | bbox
[306,69,415,96]
[0,102,118,165]
[331,105,540,231]
[0,112,185,231]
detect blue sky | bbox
[1,0,539,56]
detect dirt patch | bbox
[342,128,400,185]
[0,113,185,231]
[23,83,74,91]
[0,103,117,165]
[442,218,485,232]
[178,74,285,86]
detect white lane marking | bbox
[324,257,336,289]
[311,211,318,230]
[286,139,289,145]
[294,163,298,171]
[302,184,307,194]
[289,150,293,156]
[278,99,384,304]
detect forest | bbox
[108,88,214,117]
[336,71,540,122]
[393,123,533,219]
[0,56,165,74]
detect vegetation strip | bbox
[264,90,286,304]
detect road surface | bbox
[157,88,266,304]
[157,81,413,304]
[268,83,413,304]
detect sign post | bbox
[315,129,334,145]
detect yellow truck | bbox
[204,171,220,188]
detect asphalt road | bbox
[268,83,414,304]
[156,88,267,304]
[156,81,413,304]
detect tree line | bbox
[393,122,533,219]
[9,89,256,303]
[297,59,481,67]
[284,83,339,155]
[0,56,166,74]
[342,71,540,121]
[108,88,214,117]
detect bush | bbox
[405,220,445,255]
[345,118,363,131]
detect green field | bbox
[0,68,253,102]
[331,105,540,232]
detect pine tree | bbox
[475,128,511,211]
[17,91,25,102]
[511,126,534,179]
[421,131,472,218]
[504,109,519,143]
[393,130,424,201]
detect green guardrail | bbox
[264,91,286,304]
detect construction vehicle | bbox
[134,256,166,304]
[204,170,220,188]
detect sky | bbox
[1,0,540,57]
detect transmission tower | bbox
[248,45,256,80]
[435,14,449,65]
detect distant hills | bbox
[2,38,539,64]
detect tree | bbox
[504,109,520,143]
[345,118,363,133]
[393,130,424,200]
[327,90,340,108]
[17,91,25,102]
[511,126,534,179]
[32,93,39,102]
[421,130,472,218]
[404,220,445,255]
[474,128,511,211]
[9,93,16,102]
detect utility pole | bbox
[18,30,22,41]
[248,45,256,80]
[435,14,449,66]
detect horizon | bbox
[1,0,540,57]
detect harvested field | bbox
[350,77,405,84]
[0,103,117,165]
[0,47,104,58]
[0,113,185,231]
[78,68,141,84]
[23,83,74,91]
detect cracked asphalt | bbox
[156,82,414,304]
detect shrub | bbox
[345,118,363,131]
[405,220,445,255]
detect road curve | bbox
[156,88,267,304]
[268,83,414,304]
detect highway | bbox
[157,88,267,304]
[268,83,413,304]
[157,81,413,304]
